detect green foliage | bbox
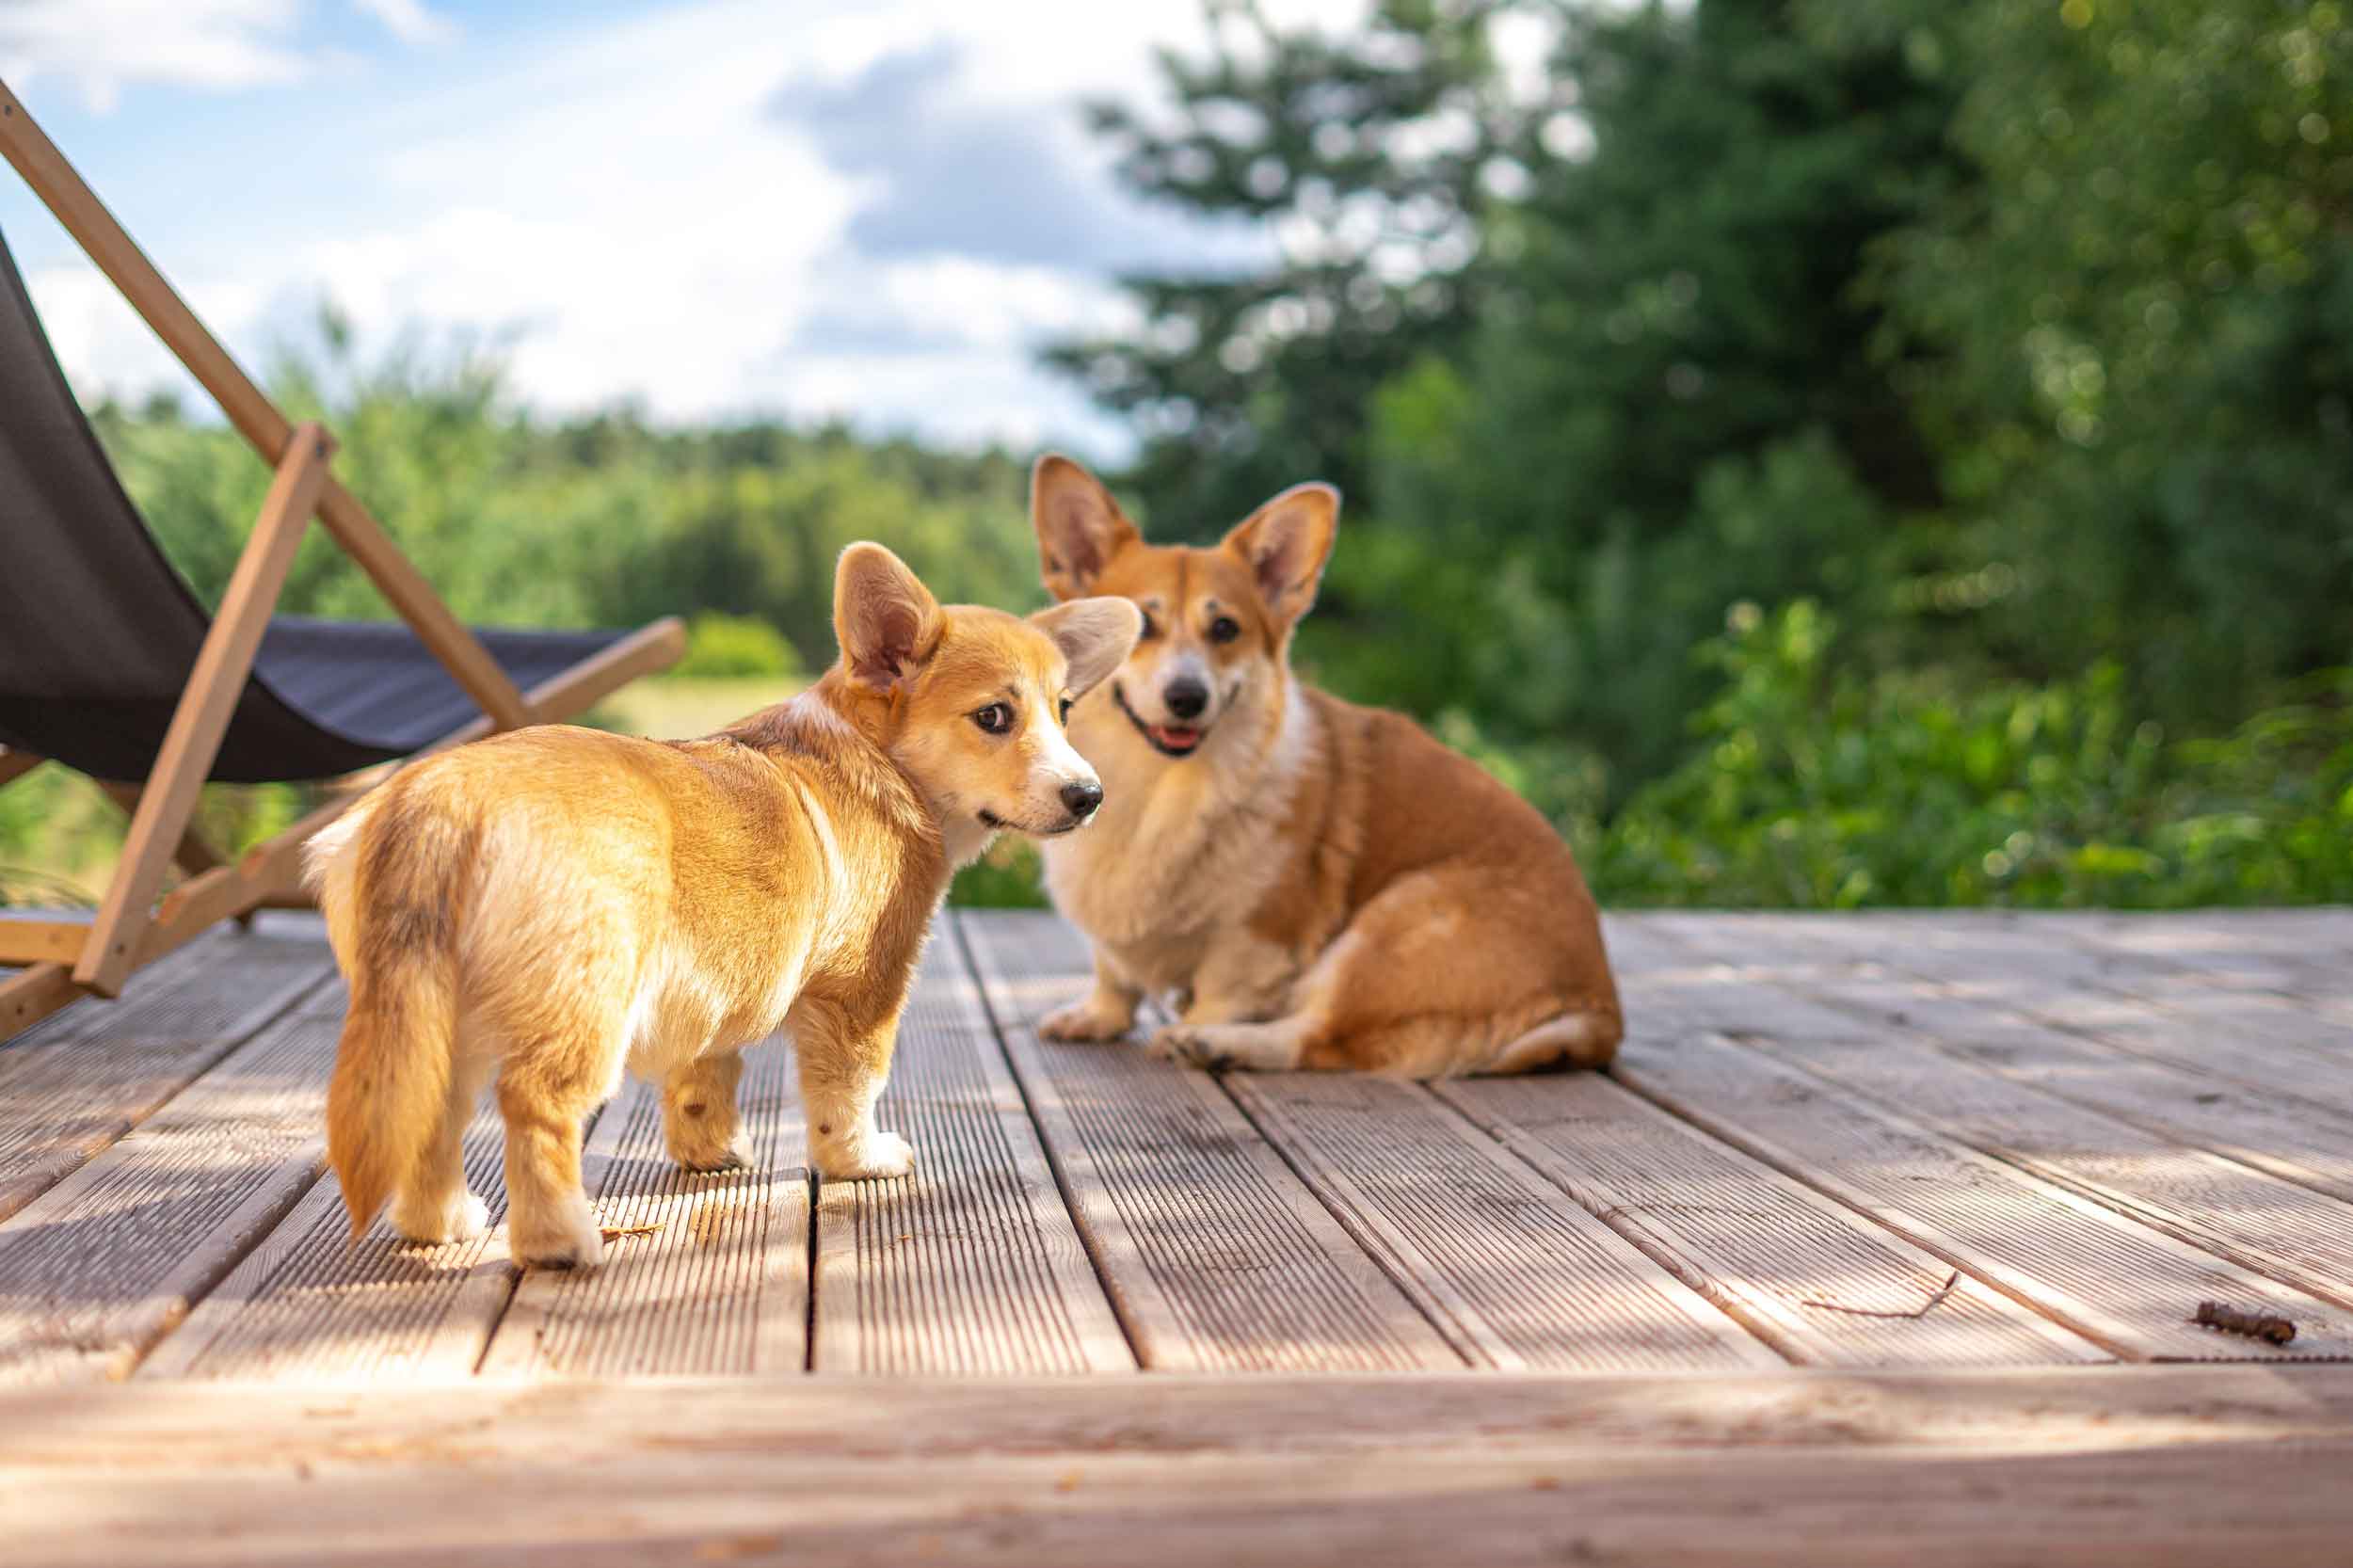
[1588,603,2353,907]
[1042,0,1528,530]
[674,614,803,680]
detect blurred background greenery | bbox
[5,0,2347,911]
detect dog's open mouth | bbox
[1113,685,1207,758]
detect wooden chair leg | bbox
[72,426,334,998]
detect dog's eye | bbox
[972,703,1015,734]
[1208,616,1241,644]
[1137,610,1159,640]
[1059,696,1073,725]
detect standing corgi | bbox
[308,543,1139,1268]
[1028,456,1622,1078]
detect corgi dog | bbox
[307,543,1139,1268]
[1027,456,1622,1078]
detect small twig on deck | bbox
[599,1222,663,1241]
[1799,1271,1961,1320]
[2192,1300,2297,1346]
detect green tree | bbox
[1045,0,1529,531]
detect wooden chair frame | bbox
[0,80,684,1038]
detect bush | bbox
[1582,601,2353,908]
[673,613,803,680]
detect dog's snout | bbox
[1162,677,1209,720]
[1060,779,1104,820]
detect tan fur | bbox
[309,543,1138,1267]
[1029,456,1623,1080]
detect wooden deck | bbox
[6,905,2353,1563]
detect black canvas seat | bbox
[0,226,634,784]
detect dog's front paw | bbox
[815,1130,916,1182]
[1148,1025,1229,1072]
[511,1194,607,1271]
[1038,998,1135,1043]
[392,1189,491,1246]
[670,1128,755,1175]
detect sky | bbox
[0,0,1362,459]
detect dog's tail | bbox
[317,791,465,1241]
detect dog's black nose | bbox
[1060,779,1104,819]
[1163,678,1209,720]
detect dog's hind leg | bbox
[389,1044,495,1245]
[664,1049,751,1173]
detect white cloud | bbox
[0,0,312,112]
[10,0,1376,453]
[351,0,454,48]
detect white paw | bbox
[815,1129,916,1182]
[1148,1025,1226,1070]
[392,1189,492,1245]
[1039,999,1134,1043]
[673,1128,755,1174]
[511,1193,607,1270]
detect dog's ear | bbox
[1222,482,1339,629]
[1032,455,1141,600]
[834,542,945,694]
[1031,597,1144,698]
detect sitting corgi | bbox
[308,543,1139,1268]
[1028,456,1621,1078]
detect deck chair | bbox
[0,81,685,1041]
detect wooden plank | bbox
[1225,1074,1784,1371]
[813,942,1130,1374]
[0,920,87,967]
[0,982,345,1384]
[959,911,1461,1371]
[75,426,333,997]
[7,1368,2353,1566]
[1611,1027,2353,1361]
[1685,925,2353,1211]
[0,919,332,1224]
[1634,917,2353,1313]
[478,1040,809,1378]
[1435,1073,2107,1368]
[1758,913,2353,1109]
[138,1093,525,1384]
[0,962,81,1043]
[1738,1028,2353,1314]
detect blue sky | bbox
[0,0,1351,457]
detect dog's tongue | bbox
[1150,724,1204,753]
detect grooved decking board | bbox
[959,911,1461,1371]
[138,1094,538,1383]
[813,945,1130,1374]
[1434,1074,2106,1368]
[1224,1074,1784,1371]
[1628,919,2353,1314]
[1744,914,2353,1114]
[0,980,346,1384]
[1609,1030,2353,1361]
[1661,920,2353,1214]
[12,1369,2353,1567]
[0,919,332,1224]
[478,1041,808,1378]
